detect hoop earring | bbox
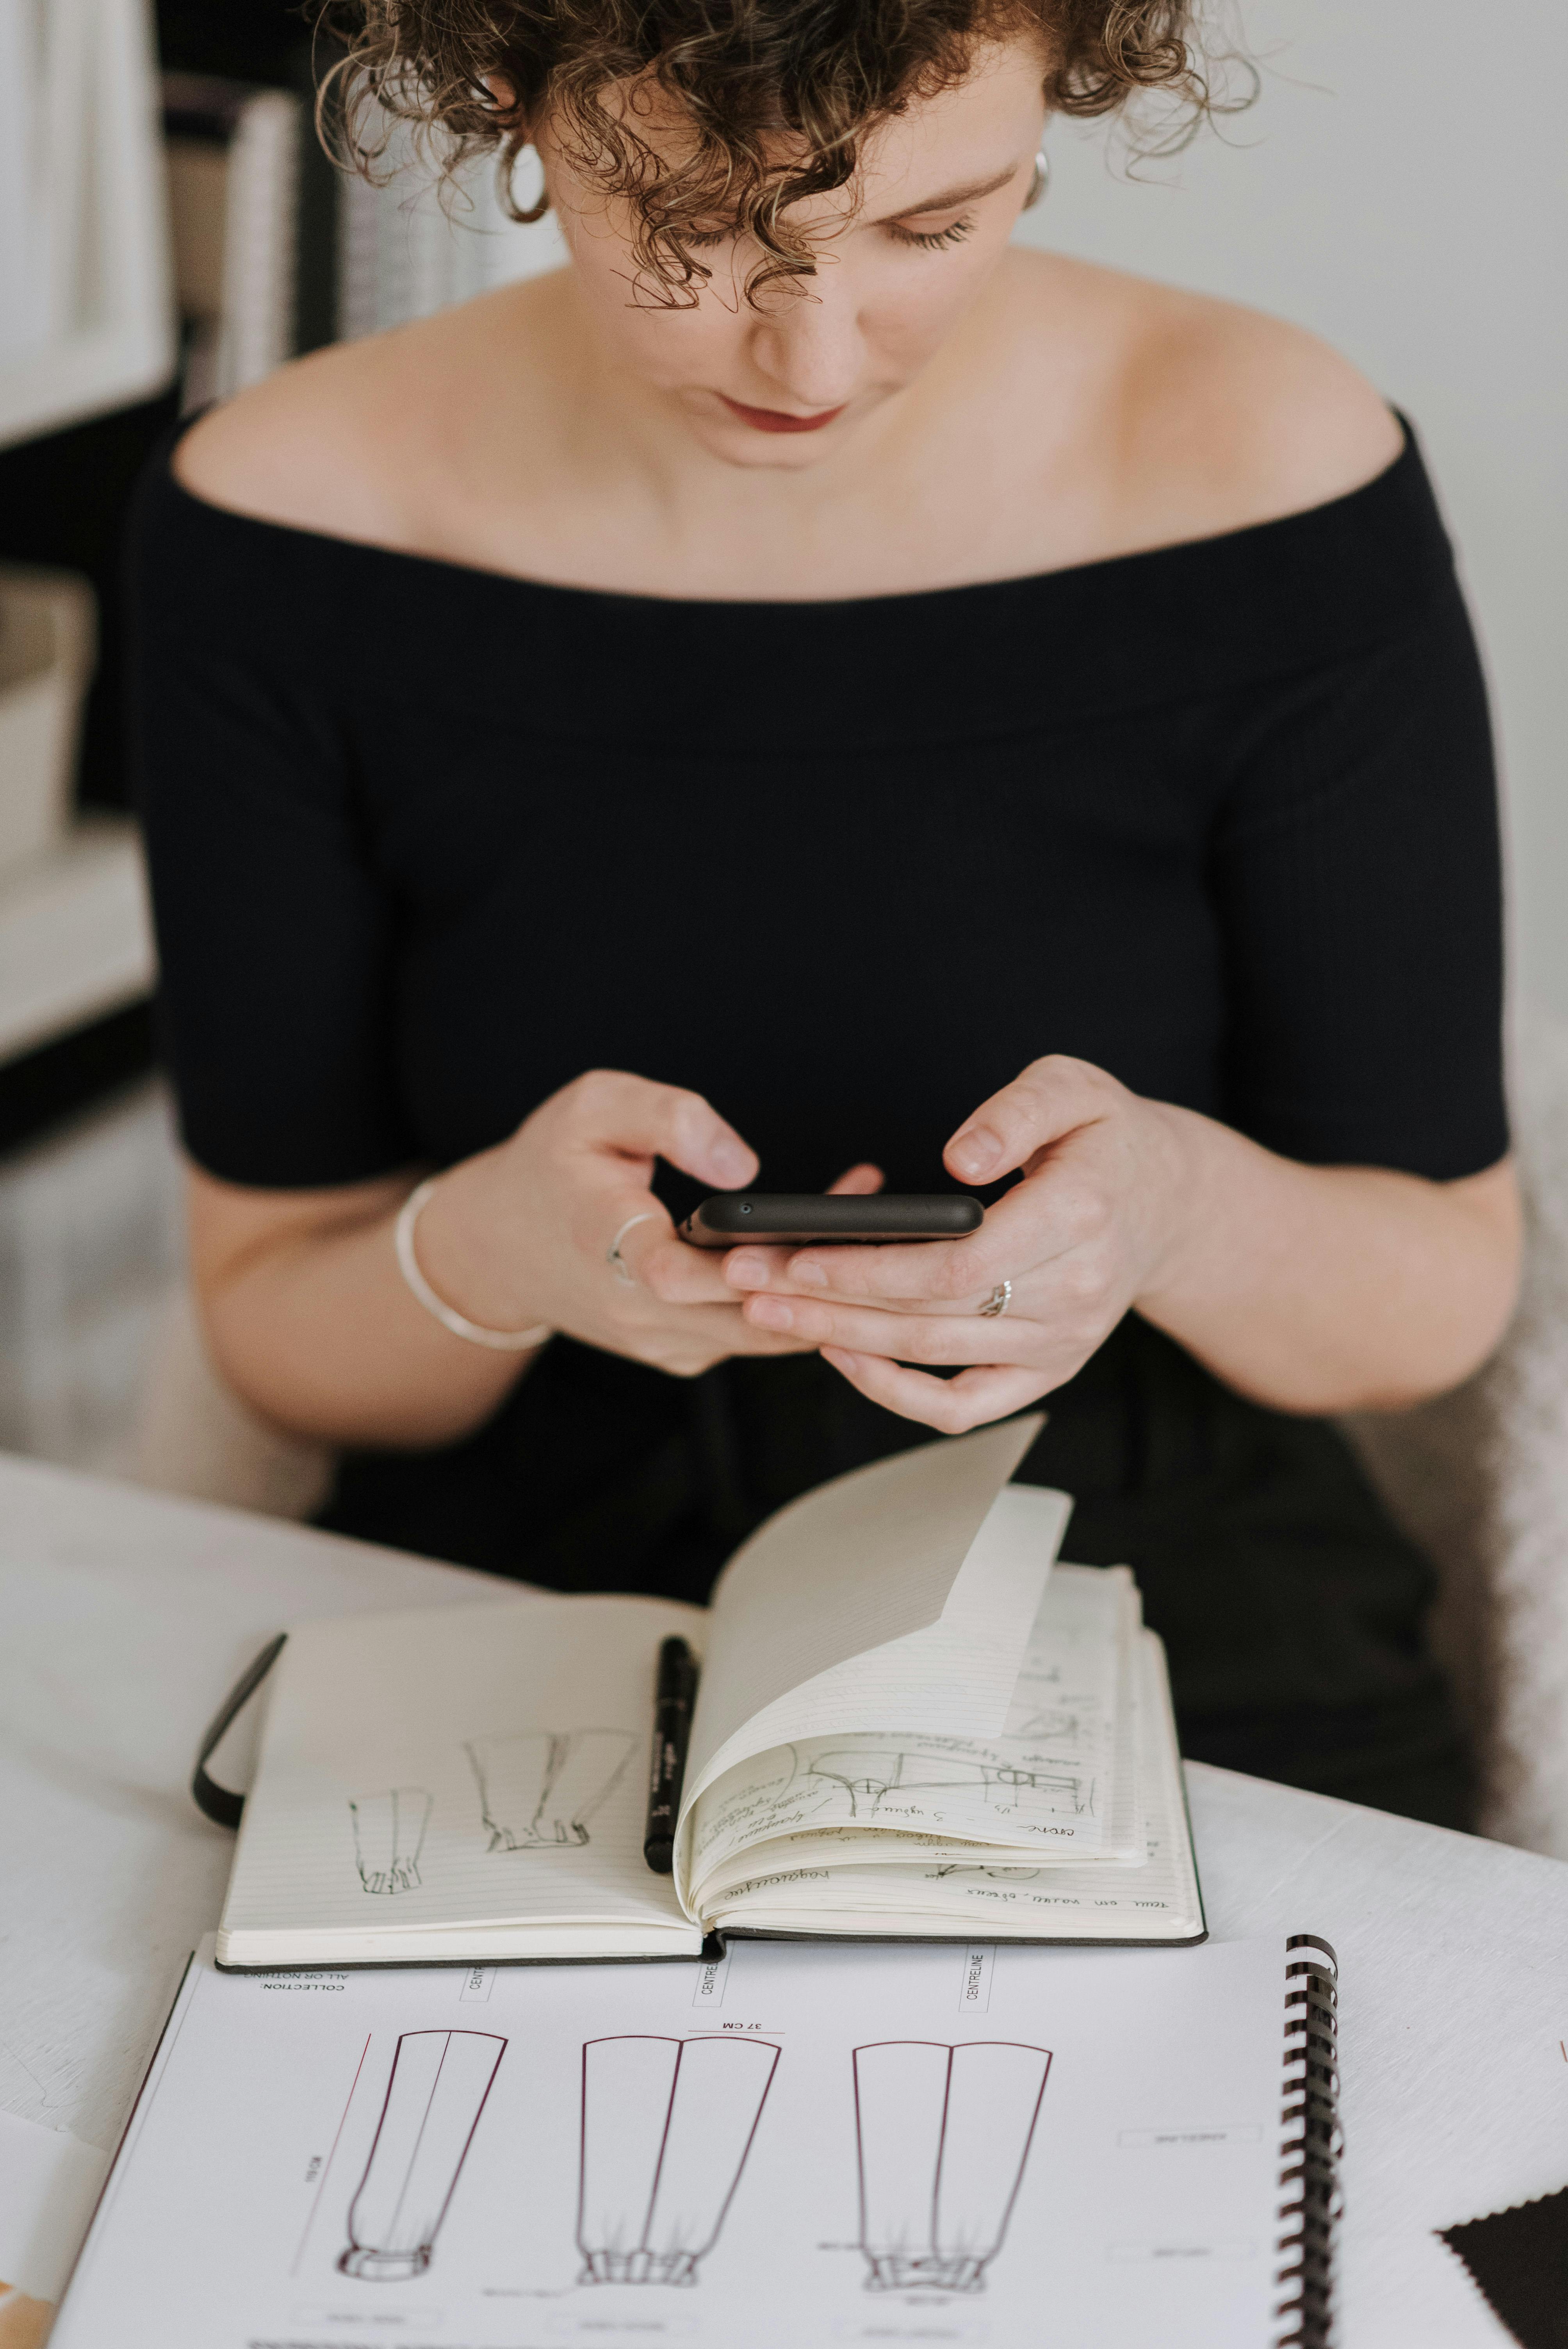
[509,137,550,223]
[1024,149,1050,210]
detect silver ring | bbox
[978,1280,1012,1319]
[608,1212,657,1286]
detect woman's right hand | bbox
[186,1067,884,1446]
[413,1068,878,1378]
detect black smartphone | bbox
[681,1194,984,1248]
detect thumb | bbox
[944,1058,1111,1183]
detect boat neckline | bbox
[162,413,1415,614]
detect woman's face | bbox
[537,39,1048,469]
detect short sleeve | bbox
[1212,560,1507,1180]
[129,458,419,1188]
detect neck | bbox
[545,258,1016,548]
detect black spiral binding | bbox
[1274,1933,1341,2349]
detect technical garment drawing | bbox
[807,1747,1089,1822]
[465,1729,634,1849]
[577,2034,779,2285]
[851,2040,1051,2292]
[338,2030,506,2281]
[348,1788,433,1894]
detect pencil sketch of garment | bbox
[467,1729,634,1849]
[578,2035,779,2285]
[852,2041,1051,2292]
[810,1748,1087,1820]
[339,2030,505,2280]
[349,1788,433,1893]
[807,1751,977,1818]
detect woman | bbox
[132,0,1518,1828]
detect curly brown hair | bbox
[315,0,1234,306]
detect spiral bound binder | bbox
[1274,1933,1342,2349]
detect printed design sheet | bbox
[55,1934,1284,2349]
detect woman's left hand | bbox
[724,1057,1192,1433]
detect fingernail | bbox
[748,1296,793,1331]
[725,1252,768,1287]
[821,1346,857,1369]
[948,1125,1000,1180]
[791,1257,827,1286]
[710,1139,753,1185]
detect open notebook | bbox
[50,1932,1340,2349]
[214,1419,1204,1967]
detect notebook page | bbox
[715,1624,1148,1889]
[685,1418,1049,1798]
[54,1929,1282,2349]
[220,1593,700,1957]
[706,1632,1198,1941]
[679,1478,1070,1889]
[686,1563,1133,1905]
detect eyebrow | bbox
[870,165,1020,223]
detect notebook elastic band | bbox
[191,1633,287,1829]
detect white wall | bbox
[1014,0,1568,1016]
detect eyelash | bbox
[888,216,976,251]
[682,214,978,254]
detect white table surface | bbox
[2,1449,1562,2346]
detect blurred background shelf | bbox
[0,818,154,1066]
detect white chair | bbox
[1346,1002,1568,1855]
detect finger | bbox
[595,1199,826,1326]
[665,1304,815,1357]
[566,1069,757,1190]
[721,1241,795,1291]
[775,1225,1013,1306]
[777,1173,1096,1306]
[594,1192,677,1289]
[596,1300,819,1367]
[639,1230,757,1304]
[826,1163,886,1196]
[741,1291,1030,1363]
[943,1054,1117,1186]
[601,1199,760,1307]
[819,1349,1052,1433]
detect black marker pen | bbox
[643,1635,698,1875]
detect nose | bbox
[746,258,866,411]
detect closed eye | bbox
[886,215,977,251]
[682,208,980,255]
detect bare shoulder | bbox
[1123,271,1403,522]
[173,275,566,551]
[1002,253,1402,549]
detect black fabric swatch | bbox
[1440,2189,1568,2348]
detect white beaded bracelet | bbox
[394,1178,552,1353]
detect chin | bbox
[694,427,845,470]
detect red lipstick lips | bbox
[718,395,846,434]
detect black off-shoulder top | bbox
[128,421,1504,1823]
